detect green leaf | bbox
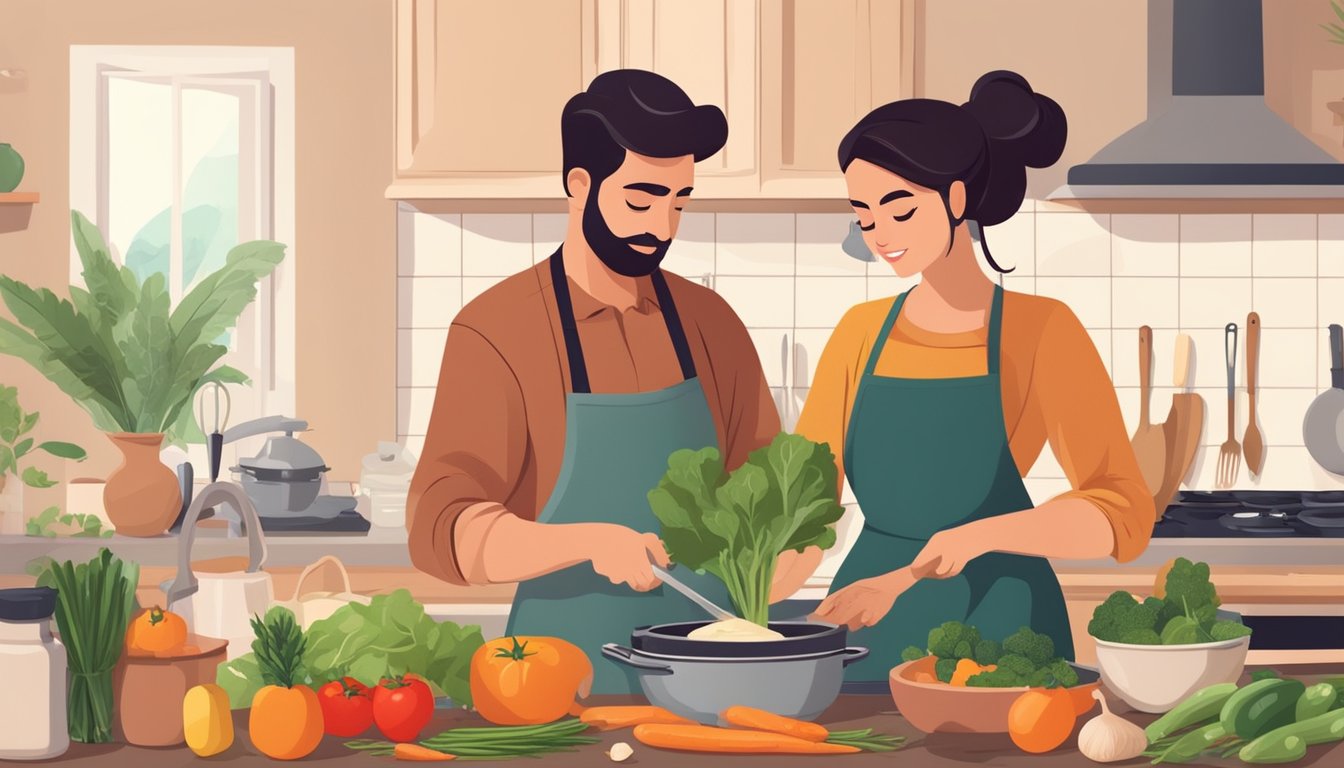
[161,365,250,446]
[12,438,34,460]
[217,653,265,709]
[22,466,58,488]
[1333,0,1344,26]
[19,410,39,438]
[0,445,14,476]
[0,385,21,442]
[115,272,173,432]
[170,240,284,351]
[70,210,138,328]
[36,441,85,460]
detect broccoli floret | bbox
[1208,620,1252,642]
[928,621,980,660]
[1089,590,1163,643]
[965,668,1029,688]
[1117,629,1162,645]
[1159,559,1220,629]
[901,646,928,663]
[973,639,1002,666]
[934,657,959,683]
[1043,659,1079,688]
[996,653,1036,677]
[1002,626,1055,667]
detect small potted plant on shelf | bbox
[0,384,86,534]
[0,211,285,536]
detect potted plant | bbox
[0,211,284,536]
[0,384,86,534]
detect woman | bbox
[800,71,1155,682]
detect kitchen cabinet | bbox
[389,0,914,201]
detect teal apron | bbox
[505,250,734,694]
[830,284,1074,683]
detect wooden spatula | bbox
[1131,326,1166,495]
[1154,334,1206,517]
[1243,312,1265,477]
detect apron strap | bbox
[861,284,1005,378]
[548,248,699,394]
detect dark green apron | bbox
[831,284,1074,683]
[505,250,733,694]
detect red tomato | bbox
[372,676,435,743]
[317,677,374,737]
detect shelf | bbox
[0,191,38,204]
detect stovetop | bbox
[1155,490,1344,538]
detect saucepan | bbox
[602,621,868,724]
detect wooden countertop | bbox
[50,667,1344,767]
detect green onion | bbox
[346,719,599,760]
[825,727,907,752]
[36,549,139,743]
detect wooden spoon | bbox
[1243,312,1265,477]
[1131,326,1166,495]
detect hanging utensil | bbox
[1242,312,1265,477]
[1155,334,1205,517]
[195,382,232,483]
[1130,326,1166,495]
[1216,323,1241,488]
[1304,324,1344,474]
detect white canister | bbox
[360,442,417,529]
[0,587,68,760]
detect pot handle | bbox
[839,647,870,667]
[601,644,673,676]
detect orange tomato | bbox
[1008,688,1076,754]
[469,636,593,726]
[125,606,188,654]
[249,684,325,760]
[1068,683,1101,717]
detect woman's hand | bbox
[909,524,987,580]
[810,568,917,630]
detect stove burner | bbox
[1160,490,1344,538]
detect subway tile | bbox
[1180,214,1252,277]
[463,276,506,306]
[1034,277,1110,328]
[1035,212,1110,276]
[1252,278,1317,329]
[1111,328,1179,390]
[1024,477,1071,502]
[715,213,795,275]
[796,213,867,276]
[398,277,462,329]
[1187,326,1241,389]
[1029,447,1065,480]
[1193,388,1248,446]
[461,213,533,276]
[980,211,1035,276]
[714,276,794,327]
[795,277,867,328]
[792,329,833,389]
[1180,278,1251,328]
[1256,328,1319,389]
[398,328,449,388]
[1256,446,1337,489]
[747,329,792,388]
[1319,278,1344,328]
[1320,327,1337,390]
[1252,214,1317,277]
[1000,275,1036,297]
[1110,214,1179,277]
[1307,452,1344,489]
[1112,277,1179,328]
[1114,387,1177,437]
[1188,445,1223,490]
[868,272,920,300]
[397,387,436,437]
[401,435,427,462]
[662,212,716,277]
[1319,214,1344,276]
[1252,388,1317,447]
[1085,329,1113,379]
[768,387,790,431]
[399,212,462,276]
[531,213,568,263]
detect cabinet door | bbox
[611,0,758,196]
[760,0,914,196]
[394,0,598,193]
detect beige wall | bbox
[0,0,395,509]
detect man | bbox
[407,70,817,694]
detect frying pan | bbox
[1304,324,1344,474]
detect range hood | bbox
[1050,0,1344,208]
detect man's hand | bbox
[909,524,986,580]
[588,525,670,591]
[811,568,917,630]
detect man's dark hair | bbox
[560,69,728,196]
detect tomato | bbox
[469,636,593,726]
[372,676,435,742]
[125,606,188,654]
[317,677,374,737]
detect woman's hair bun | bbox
[963,70,1066,170]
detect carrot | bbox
[581,705,695,730]
[567,701,588,717]
[720,706,828,742]
[394,742,456,761]
[633,724,861,754]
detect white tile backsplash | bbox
[395,206,1344,490]
[748,329,791,388]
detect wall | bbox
[397,206,1344,499]
[0,0,396,512]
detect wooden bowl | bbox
[887,657,1101,734]
[113,634,228,746]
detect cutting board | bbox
[1131,326,1167,494]
[1154,334,1205,517]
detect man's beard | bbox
[582,187,672,278]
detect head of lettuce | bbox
[648,433,845,627]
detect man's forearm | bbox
[970,497,1116,561]
[476,513,598,584]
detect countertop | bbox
[47,666,1344,767]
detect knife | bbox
[651,564,736,622]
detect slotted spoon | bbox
[1217,322,1241,488]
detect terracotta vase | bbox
[103,433,181,537]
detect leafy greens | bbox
[648,432,844,626]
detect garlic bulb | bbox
[607,742,634,762]
[1078,689,1147,763]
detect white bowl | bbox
[1093,635,1250,713]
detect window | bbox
[71,46,295,467]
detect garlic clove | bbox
[1077,689,1148,763]
[607,741,634,762]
